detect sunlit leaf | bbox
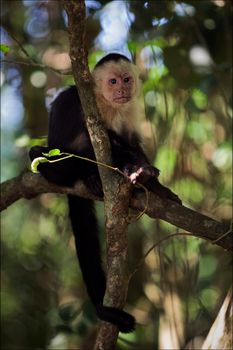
[155,146,177,181]
[0,44,10,53]
[28,137,47,147]
[174,178,204,204]
[212,144,232,170]
[199,255,218,279]
[31,157,48,173]
[187,120,208,143]
[200,288,219,310]
[43,149,61,157]
[192,89,207,109]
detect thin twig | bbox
[1,59,72,75]
[130,232,193,277]
[129,183,150,222]
[56,152,126,177]
[212,223,232,244]
[4,28,35,62]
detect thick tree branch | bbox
[132,190,232,250]
[62,1,132,348]
[1,172,232,251]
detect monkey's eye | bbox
[123,77,130,83]
[109,79,117,85]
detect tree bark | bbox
[62,1,132,348]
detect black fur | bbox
[94,53,130,69]
[29,55,181,333]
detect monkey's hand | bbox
[124,165,160,185]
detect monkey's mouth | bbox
[114,96,130,103]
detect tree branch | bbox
[1,172,232,252]
[62,1,132,348]
[132,190,232,250]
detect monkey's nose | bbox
[117,90,126,96]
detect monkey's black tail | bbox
[68,195,135,333]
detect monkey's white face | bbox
[93,61,139,108]
[103,72,134,105]
[92,59,143,134]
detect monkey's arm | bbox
[109,130,159,178]
[30,127,181,203]
[108,130,181,204]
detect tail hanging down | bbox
[68,195,135,332]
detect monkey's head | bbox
[93,53,140,109]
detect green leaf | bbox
[192,89,207,109]
[29,136,47,147]
[31,157,48,173]
[155,146,177,182]
[0,44,10,54]
[43,149,61,157]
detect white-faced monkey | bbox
[29,53,181,333]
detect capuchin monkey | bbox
[29,53,181,333]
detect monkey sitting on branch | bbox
[30,53,181,333]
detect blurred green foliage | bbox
[1,0,232,349]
